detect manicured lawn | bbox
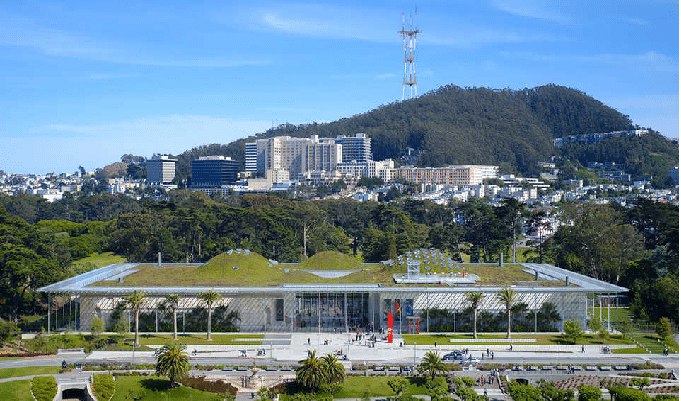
[0,380,34,401]
[590,307,630,323]
[138,333,264,346]
[629,333,678,354]
[110,376,225,401]
[0,367,60,379]
[612,347,649,354]
[402,333,635,346]
[333,376,434,398]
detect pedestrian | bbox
[484,388,488,397]
[491,351,494,359]
[510,344,513,351]
[308,338,310,345]
[434,341,437,347]
[581,344,585,353]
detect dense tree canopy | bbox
[0,191,676,328]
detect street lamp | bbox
[413,342,416,366]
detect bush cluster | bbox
[93,374,116,401]
[31,376,57,401]
[178,376,238,396]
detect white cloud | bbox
[492,0,573,24]
[249,5,396,43]
[0,16,269,67]
[502,51,678,72]
[2,116,272,174]
[603,94,679,137]
[622,17,649,26]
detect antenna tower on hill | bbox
[399,8,420,101]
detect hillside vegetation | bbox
[167,84,674,180]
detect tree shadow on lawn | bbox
[140,378,173,392]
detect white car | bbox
[460,357,480,364]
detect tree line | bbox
[0,191,676,325]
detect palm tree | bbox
[155,342,190,387]
[465,292,484,339]
[198,290,221,341]
[498,287,518,339]
[418,351,447,381]
[163,294,180,340]
[322,353,345,385]
[296,350,326,393]
[123,290,146,347]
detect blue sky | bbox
[1,0,678,174]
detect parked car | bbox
[443,352,463,361]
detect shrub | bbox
[178,376,238,396]
[31,376,57,401]
[93,374,116,401]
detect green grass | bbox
[402,333,635,346]
[333,376,434,398]
[629,333,678,354]
[75,252,127,268]
[88,250,571,288]
[590,307,631,324]
[137,333,264,346]
[0,380,34,401]
[110,376,225,401]
[0,367,60,379]
[612,347,649,354]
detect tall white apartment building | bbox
[247,135,343,179]
[244,142,258,172]
[336,133,372,163]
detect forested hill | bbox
[172,84,646,179]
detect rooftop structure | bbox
[40,250,626,335]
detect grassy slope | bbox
[110,376,223,401]
[91,250,545,287]
[0,367,60,379]
[0,380,33,401]
[75,252,127,268]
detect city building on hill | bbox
[190,156,239,187]
[146,155,177,185]
[247,135,343,180]
[397,165,499,186]
[335,133,372,163]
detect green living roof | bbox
[87,250,544,288]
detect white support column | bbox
[48,293,51,334]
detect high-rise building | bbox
[146,155,177,185]
[190,156,239,187]
[251,135,342,179]
[336,133,372,163]
[244,142,258,172]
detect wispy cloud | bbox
[247,4,396,42]
[87,72,144,80]
[240,4,563,47]
[330,72,399,80]
[0,16,269,67]
[622,17,650,26]
[492,0,572,24]
[502,50,678,72]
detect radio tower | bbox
[399,8,420,100]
